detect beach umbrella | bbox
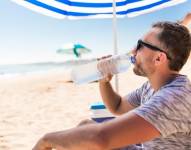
[57,43,91,58]
[11,0,188,91]
[11,0,187,19]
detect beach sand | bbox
[0,59,190,150]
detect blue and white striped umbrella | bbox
[11,0,187,19]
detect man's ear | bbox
[156,56,160,61]
[154,53,166,65]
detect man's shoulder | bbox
[152,75,191,104]
[162,75,191,92]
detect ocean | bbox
[0,58,97,77]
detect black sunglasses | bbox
[136,39,171,60]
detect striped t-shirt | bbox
[126,75,191,150]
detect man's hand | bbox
[32,133,65,150]
[32,135,53,150]
[97,55,116,83]
[99,74,113,83]
[180,12,191,26]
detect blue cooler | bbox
[90,102,115,123]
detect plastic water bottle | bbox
[71,53,135,84]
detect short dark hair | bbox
[152,21,191,71]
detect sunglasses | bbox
[136,39,171,60]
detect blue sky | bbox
[0,0,191,64]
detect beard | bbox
[133,64,147,77]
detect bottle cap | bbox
[130,56,136,64]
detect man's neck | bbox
[148,71,179,91]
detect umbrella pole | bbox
[112,0,119,92]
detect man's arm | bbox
[99,78,135,115]
[100,111,160,148]
[32,111,160,150]
[32,124,107,150]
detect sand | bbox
[0,59,190,150]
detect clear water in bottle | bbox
[71,53,135,84]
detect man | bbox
[33,21,191,150]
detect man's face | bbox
[132,28,166,77]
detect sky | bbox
[0,0,191,64]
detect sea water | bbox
[0,59,97,78]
